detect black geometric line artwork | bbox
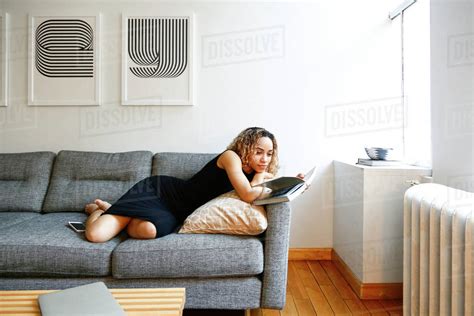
[35,19,94,78]
[128,18,188,78]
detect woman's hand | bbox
[250,172,266,186]
[263,172,275,180]
[250,171,274,186]
[296,173,311,192]
[258,187,273,199]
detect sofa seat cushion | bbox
[0,212,40,229]
[0,152,55,212]
[42,150,153,213]
[112,233,264,278]
[0,213,124,277]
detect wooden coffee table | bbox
[0,287,185,315]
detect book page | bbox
[304,166,317,185]
[252,166,317,205]
[253,166,316,191]
[254,176,304,191]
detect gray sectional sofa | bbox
[0,150,292,310]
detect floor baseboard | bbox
[332,250,403,299]
[288,248,332,261]
[289,247,403,299]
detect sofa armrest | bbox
[260,202,291,309]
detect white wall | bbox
[404,0,431,167]
[0,0,403,247]
[430,0,474,192]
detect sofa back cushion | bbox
[42,150,153,213]
[152,152,218,179]
[0,152,55,212]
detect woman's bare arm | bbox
[219,150,272,203]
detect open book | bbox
[252,166,316,205]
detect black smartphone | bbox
[68,221,86,233]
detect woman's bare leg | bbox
[84,199,155,241]
[85,209,131,243]
[126,219,157,239]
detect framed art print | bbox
[122,15,194,105]
[28,15,101,106]
[0,13,8,106]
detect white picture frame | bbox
[28,14,101,106]
[0,13,8,106]
[122,14,194,106]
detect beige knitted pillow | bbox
[178,191,267,235]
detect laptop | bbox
[38,282,126,316]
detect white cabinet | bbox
[333,161,431,283]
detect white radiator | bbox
[404,183,474,315]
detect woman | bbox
[84,127,300,243]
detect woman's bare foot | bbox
[85,199,112,215]
[94,199,112,211]
[85,203,100,215]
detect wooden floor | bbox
[186,260,403,316]
[255,260,402,316]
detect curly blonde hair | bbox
[227,127,279,175]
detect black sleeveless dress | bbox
[105,152,255,238]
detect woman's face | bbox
[247,136,274,173]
